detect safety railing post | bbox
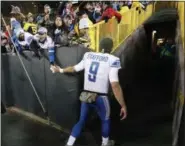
[91,3,154,53]
[116,19,120,49]
[96,25,100,52]
[117,23,120,46]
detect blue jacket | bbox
[11,19,22,36]
[12,35,29,52]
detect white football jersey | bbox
[18,32,33,46]
[74,52,121,94]
[33,34,54,49]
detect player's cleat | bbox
[101,140,115,146]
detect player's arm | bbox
[62,66,75,73]
[109,68,126,108]
[113,10,122,23]
[51,56,85,73]
[48,39,55,65]
[109,59,127,120]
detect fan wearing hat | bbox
[23,12,37,35]
[33,27,56,67]
[10,5,26,35]
[12,28,34,52]
[10,5,26,21]
[77,10,94,48]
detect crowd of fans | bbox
[1,1,153,65]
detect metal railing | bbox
[88,3,154,52]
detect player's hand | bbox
[50,65,56,73]
[120,105,127,120]
[50,65,63,73]
[55,65,62,73]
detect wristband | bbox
[59,68,64,73]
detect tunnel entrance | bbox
[117,9,177,145]
[86,9,178,145]
[144,20,177,105]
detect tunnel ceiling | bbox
[144,8,178,25]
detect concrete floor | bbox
[2,110,171,146]
[1,111,64,146]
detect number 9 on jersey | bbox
[88,62,100,82]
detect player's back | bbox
[83,52,120,94]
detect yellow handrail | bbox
[177,2,184,50]
[88,3,154,52]
[88,2,184,54]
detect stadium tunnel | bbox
[1,8,184,146]
[86,8,179,144]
